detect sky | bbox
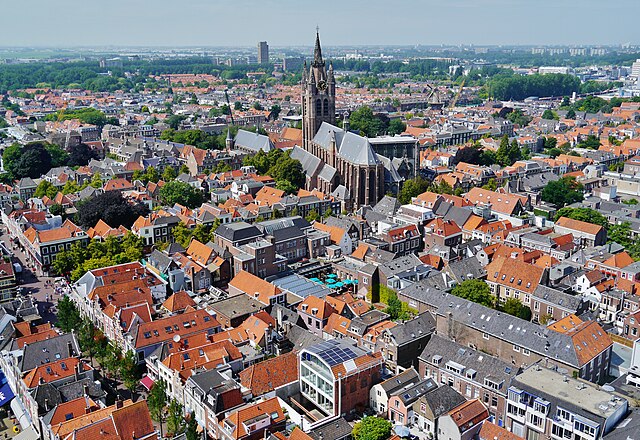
[1,0,638,47]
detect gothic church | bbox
[291,32,385,209]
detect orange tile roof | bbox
[23,357,91,388]
[555,217,604,236]
[229,271,282,305]
[48,396,98,426]
[221,397,285,439]
[239,351,298,396]
[313,221,346,244]
[134,309,220,348]
[479,421,524,440]
[162,290,197,313]
[448,399,489,430]
[324,313,352,336]
[548,314,613,365]
[602,251,635,269]
[186,239,215,265]
[298,295,336,320]
[465,188,524,216]
[486,256,544,294]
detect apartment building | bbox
[506,365,627,440]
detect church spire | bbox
[313,29,324,66]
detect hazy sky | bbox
[2,0,638,47]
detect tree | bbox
[49,204,64,216]
[451,279,495,308]
[501,298,532,321]
[388,119,407,136]
[162,166,177,182]
[269,104,281,120]
[542,109,559,120]
[46,144,69,168]
[159,180,204,209]
[185,412,199,440]
[144,166,160,183]
[352,416,392,440]
[554,207,608,229]
[540,177,584,207]
[179,164,190,175]
[78,319,100,367]
[166,398,185,437]
[89,172,103,188]
[306,209,320,222]
[608,222,631,246]
[148,379,168,438]
[496,135,521,167]
[566,108,576,119]
[62,180,81,195]
[35,180,58,199]
[76,190,149,229]
[4,141,53,179]
[234,101,243,110]
[120,350,140,400]
[398,177,430,204]
[384,292,417,321]
[67,143,98,166]
[349,106,389,137]
[57,296,82,332]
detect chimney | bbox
[115,398,123,409]
[67,340,74,357]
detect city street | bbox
[1,227,60,324]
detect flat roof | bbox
[514,366,623,419]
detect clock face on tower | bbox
[317,80,327,91]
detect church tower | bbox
[302,31,336,150]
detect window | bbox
[513,345,521,352]
[483,333,489,340]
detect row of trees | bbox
[58,296,199,438]
[488,73,581,101]
[57,297,140,396]
[44,108,118,127]
[3,141,98,180]
[52,233,144,280]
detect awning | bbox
[140,375,155,391]
[10,398,31,429]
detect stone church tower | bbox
[302,31,336,148]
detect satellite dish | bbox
[173,334,181,343]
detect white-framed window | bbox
[513,345,520,352]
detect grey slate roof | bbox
[445,257,487,283]
[234,129,274,152]
[313,122,380,166]
[21,333,81,372]
[387,313,435,346]
[308,417,352,440]
[419,335,519,391]
[290,146,322,178]
[421,385,466,418]
[533,285,583,312]
[379,368,420,394]
[215,221,262,242]
[396,378,437,406]
[373,195,401,217]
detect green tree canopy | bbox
[349,106,389,137]
[554,207,608,229]
[57,296,82,332]
[159,180,204,208]
[501,298,532,321]
[451,279,495,308]
[540,177,584,207]
[352,416,392,440]
[398,177,430,204]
